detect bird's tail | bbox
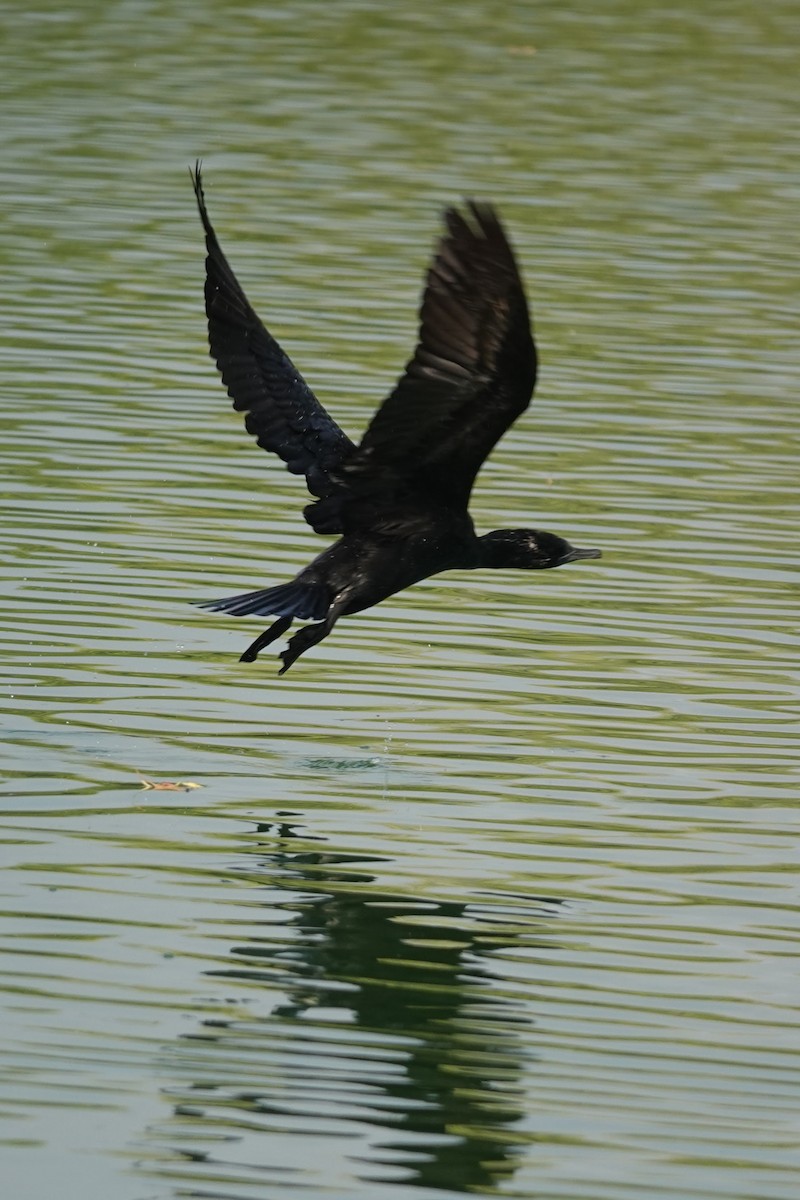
[192,578,330,621]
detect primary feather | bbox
[191,164,355,528]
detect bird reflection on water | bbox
[191,165,600,673]
[170,813,565,1194]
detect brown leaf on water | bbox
[136,771,203,792]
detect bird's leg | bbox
[239,615,293,663]
[278,598,345,675]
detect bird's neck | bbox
[477,530,521,569]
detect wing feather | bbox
[191,164,355,527]
[345,201,537,514]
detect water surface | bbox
[1,2,799,1198]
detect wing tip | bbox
[441,198,504,241]
[190,158,203,196]
[191,159,215,238]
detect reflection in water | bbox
[159,816,562,1195]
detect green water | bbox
[1,2,799,1198]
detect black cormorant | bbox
[191,165,600,674]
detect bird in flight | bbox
[191,164,600,674]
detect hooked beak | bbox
[559,546,602,565]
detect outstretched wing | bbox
[344,201,537,516]
[191,165,355,527]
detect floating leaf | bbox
[136,771,203,792]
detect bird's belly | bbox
[331,530,478,617]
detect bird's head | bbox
[479,528,601,570]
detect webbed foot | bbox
[278,620,329,674]
[240,615,292,663]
